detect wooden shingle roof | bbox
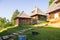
[30,7,46,16]
[16,11,31,18]
[46,0,60,13]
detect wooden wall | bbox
[48,13,54,20]
[48,9,60,21]
[16,18,31,26]
[15,15,47,26]
[15,18,19,26]
[31,15,47,24]
[31,15,39,20]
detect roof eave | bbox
[31,14,46,17]
[46,9,60,14]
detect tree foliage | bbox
[49,0,54,6]
[0,17,12,28]
[11,9,19,25]
[0,17,6,27]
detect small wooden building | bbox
[15,11,31,26]
[30,7,47,24]
[46,0,60,24]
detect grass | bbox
[0,26,16,32]
[23,27,60,40]
[0,23,60,40]
[0,25,33,36]
[4,27,60,40]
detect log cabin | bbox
[15,7,47,26]
[46,0,60,24]
[30,7,47,24]
[15,11,31,26]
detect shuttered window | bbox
[54,13,59,19]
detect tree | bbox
[11,9,19,25]
[0,17,13,28]
[0,17,6,27]
[49,0,54,6]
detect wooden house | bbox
[46,0,60,24]
[30,7,47,24]
[15,11,31,26]
[15,7,47,26]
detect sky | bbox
[0,0,49,20]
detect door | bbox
[19,19,25,25]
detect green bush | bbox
[2,22,13,28]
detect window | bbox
[54,13,59,19]
[39,16,45,20]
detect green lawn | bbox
[23,27,60,40]
[0,25,60,40]
[0,25,33,36]
[6,27,60,40]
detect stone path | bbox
[0,28,32,40]
[0,37,2,40]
